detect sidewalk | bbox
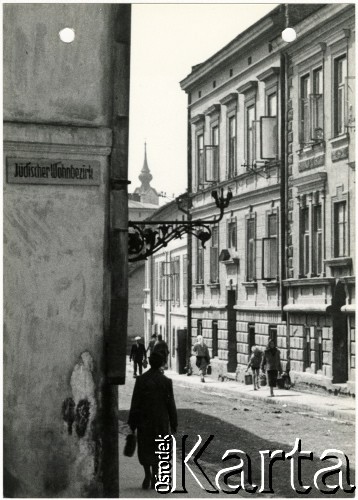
[166,369,356,423]
[127,363,355,422]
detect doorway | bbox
[227,290,237,372]
[248,323,256,358]
[177,329,187,374]
[332,281,348,383]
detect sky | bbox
[128,3,279,201]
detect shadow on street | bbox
[119,408,355,498]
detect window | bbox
[246,105,255,164]
[160,262,166,302]
[312,205,322,275]
[300,74,310,144]
[228,116,236,178]
[205,125,219,183]
[300,69,324,144]
[334,201,347,257]
[267,93,277,117]
[262,213,278,280]
[183,254,188,305]
[197,134,204,186]
[196,240,204,284]
[227,219,237,249]
[300,206,310,276]
[315,328,323,372]
[247,218,256,281]
[311,67,323,140]
[212,321,218,358]
[210,226,219,283]
[334,55,347,136]
[304,327,311,370]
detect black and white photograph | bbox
[3,2,356,498]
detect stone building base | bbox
[290,370,356,397]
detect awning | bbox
[341,304,355,313]
[283,304,332,313]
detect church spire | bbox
[139,142,153,188]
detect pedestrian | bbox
[193,335,210,383]
[146,333,157,356]
[261,339,282,397]
[128,352,178,490]
[152,334,169,368]
[130,336,147,378]
[246,345,262,390]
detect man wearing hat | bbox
[130,336,147,378]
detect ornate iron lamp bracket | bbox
[128,188,232,262]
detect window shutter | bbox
[253,120,261,162]
[346,76,355,128]
[309,94,323,140]
[205,146,219,182]
[260,116,278,159]
[210,246,219,283]
[262,238,278,279]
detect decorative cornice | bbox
[237,80,258,95]
[324,257,352,268]
[292,172,327,192]
[205,104,221,117]
[283,277,335,287]
[3,121,112,156]
[298,153,325,173]
[190,114,205,125]
[220,93,238,106]
[256,67,280,83]
[331,147,349,162]
[318,42,327,53]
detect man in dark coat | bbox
[152,334,169,367]
[130,336,147,378]
[146,333,157,356]
[128,352,178,489]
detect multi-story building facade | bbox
[180,4,355,392]
[282,4,355,391]
[143,200,188,373]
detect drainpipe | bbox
[103,4,131,497]
[187,93,192,369]
[280,52,289,359]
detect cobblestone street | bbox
[118,367,355,498]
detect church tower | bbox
[134,143,159,205]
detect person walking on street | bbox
[128,352,178,490]
[261,339,282,397]
[130,336,147,378]
[152,334,169,368]
[193,335,210,383]
[146,333,157,356]
[246,345,262,390]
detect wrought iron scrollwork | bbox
[128,188,232,262]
